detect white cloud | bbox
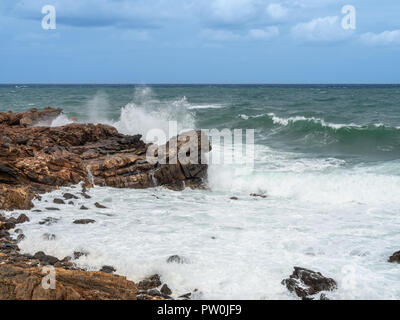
[361,30,400,46]
[266,3,288,20]
[248,26,279,40]
[291,16,353,43]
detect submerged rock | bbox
[250,193,267,199]
[39,217,59,226]
[94,202,107,209]
[53,198,65,204]
[167,255,188,264]
[80,205,89,210]
[73,219,95,225]
[282,267,337,299]
[45,207,60,211]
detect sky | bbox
[0,0,400,84]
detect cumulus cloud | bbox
[248,26,279,40]
[361,30,400,46]
[291,16,353,43]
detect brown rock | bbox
[0,264,138,300]
[80,206,89,210]
[16,214,30,224]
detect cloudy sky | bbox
[1,0,399,83]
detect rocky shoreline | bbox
[0,108,210,300]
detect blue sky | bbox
[1,0,400,83]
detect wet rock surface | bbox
[282,267,337,299]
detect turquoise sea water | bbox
[2,85,400,299]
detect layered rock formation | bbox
[0,108,211,210]
[0,107,210,300]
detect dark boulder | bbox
[138,274,162,290]
[100,265,116,274]
[63,193,78,200]
[389,251,400,263]
[282,267,337,299]
[73,219,95,225]
[94,202,107,209]
[16,214,30,224]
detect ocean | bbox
[1,84,400,299]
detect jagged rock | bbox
[282,267,337,299]
[94,202,107,209]
[0,264,138,300]
[16,214,30,224]
[100,266,116,274]
[160,284,172,295]
[388,251,400,263]
[53,198,65,204]
[138,274,162,290]
[73,219,95,225]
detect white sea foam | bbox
[188,104,224,110]
[12,159,400,300]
